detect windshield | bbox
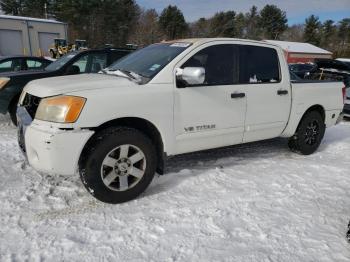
[45,51,79,71]
[107,42,191,82]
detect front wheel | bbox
[79,127,157,204]
[288,111,325,155]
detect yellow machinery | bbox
[49,39,88,59]
[74,39,88,51]
[49,38,70,59]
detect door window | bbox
[26,59,43,69]
[239,46,280,84]
[72,54,88,73]
[90,53,107,72]
[180,44,239,87]
[72,53,107,73]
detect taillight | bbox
[342,86,346,104]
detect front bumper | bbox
[17,107,94,175]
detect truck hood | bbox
[24,73,138,97]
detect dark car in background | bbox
[310,59,350,119]
[289,63,317,78]
[0,47,133,124]
[313,59,350,87]
[0,56,52,73]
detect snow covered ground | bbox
[0,113,349,261]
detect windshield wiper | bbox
[117,69,137,80]
[103,68,150,84]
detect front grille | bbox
[22,93,41,119]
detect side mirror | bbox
[176,67,205,86]
[66,65,80,75]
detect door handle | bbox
[231,92,245,99]
[277,90,289,95]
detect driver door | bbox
[174,43,247,154]
[68,52,107,74]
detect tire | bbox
[79,127,157,204]
[50,50,56,59]
[288,111,325,155]
[9,97,19,126]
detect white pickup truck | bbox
[17,38,345,204]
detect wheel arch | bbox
[302,104,325,122]
[82,117,166,174]
[294,104,326,134]
[282,104,326,138]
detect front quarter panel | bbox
[69,83,175,154]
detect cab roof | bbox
[162,38,280,49]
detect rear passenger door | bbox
[239,45,291,143]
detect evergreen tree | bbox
[0,0,52,17]
[53,0,138,47]
[235,12,246,38]
[337,18,350,57]
[321,20,336,49]
[158,5,188,40]
[0,0,24,15]
[245,5,260,39]
[190,17,210,38]
[304,15,321,46]
[209,11,236,37]
[259,5,287,39]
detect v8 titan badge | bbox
[184,124,216,132]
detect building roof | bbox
[0,14,65,24]
[264,40,332,55]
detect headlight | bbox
[0,77,10,90]
[35,96,86,123]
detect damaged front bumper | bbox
[17,106,94,175]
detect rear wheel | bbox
[79,127,157,204]
[288,111,325,155]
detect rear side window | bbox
[0,60,12,72]
[181,44,239,86]
[26,59,43,69]
[239,46,280,84]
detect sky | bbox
[137,0,350,24]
